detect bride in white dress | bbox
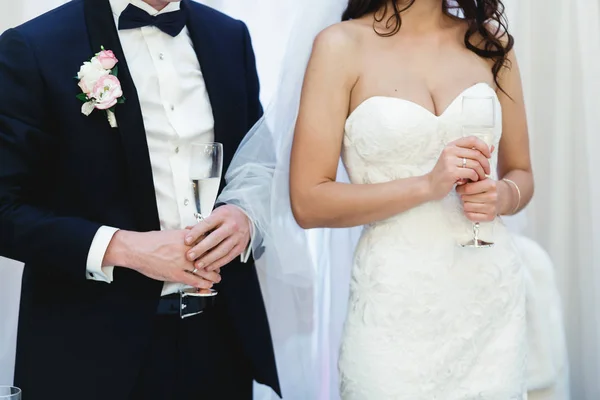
[288,0,531,398]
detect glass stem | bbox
[473,222,480,241]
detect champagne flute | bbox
[187,142,223,297]
[460,95,496,248]
[0,386,21,400]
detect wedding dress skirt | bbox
[338,83,527,399]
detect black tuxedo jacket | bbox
[0,0,279,397]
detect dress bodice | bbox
[343,83,502,185]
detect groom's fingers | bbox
[192,268,221,284]
[176,270,215,290]
[185,215,221,246]
[187,225,229,263]
[204,255,236,273]
[204,245,243,273]
[195,238,238,271]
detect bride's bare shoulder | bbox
[306,21,367,85]
[312,19,370,56]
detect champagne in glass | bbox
[191,176,221,222]
[188,142,223,297]
[0,386,21,400]
[460,95,496,248]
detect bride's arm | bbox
[290,26,487,229]
[495,50,535,215]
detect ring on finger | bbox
[191,267,199,275]
[462,158,467,168]
[194,213,210,225]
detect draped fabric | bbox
[510,1,600,398]
[201,0,296,107]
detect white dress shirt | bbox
[86,0,252,296]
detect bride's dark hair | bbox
[342,0,514,92]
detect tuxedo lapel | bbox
[183,0,230,150]
[84,0,160,231]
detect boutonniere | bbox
[75,47,125,128]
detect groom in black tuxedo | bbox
[0,0,279,399]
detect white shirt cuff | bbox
[228,205,255,263]
[86,226,119,283]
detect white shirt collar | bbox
[109,0,181,18]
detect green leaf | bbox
[111,65,119,77]
[76,93,89,102]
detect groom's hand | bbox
[105,230,220,289]
[184,205,251,272]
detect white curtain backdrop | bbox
[201,0,297,107]
[510,1,600,399]
[0,0,599,398]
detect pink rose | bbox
[91,75,123,110]
[96,50,118,70]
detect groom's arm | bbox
[0,29,217,289]
[237,21,262,262]
[232,21,264,262]
[184,22,262,270]
[0,29,102,278]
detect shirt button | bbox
[170,105,175,111]
[184,199,190,206]
[175,147,179,154]
[159,52,165,60]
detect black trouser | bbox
[131,305,253,400]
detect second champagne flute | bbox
[460,95,496,248]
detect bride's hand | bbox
[456,178,499,222]
[425,136,492,200]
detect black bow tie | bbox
[118,3,188,37]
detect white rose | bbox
[77,57,109,95]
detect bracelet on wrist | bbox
[502,178,521,214]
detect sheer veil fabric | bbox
[217,0,355,398]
